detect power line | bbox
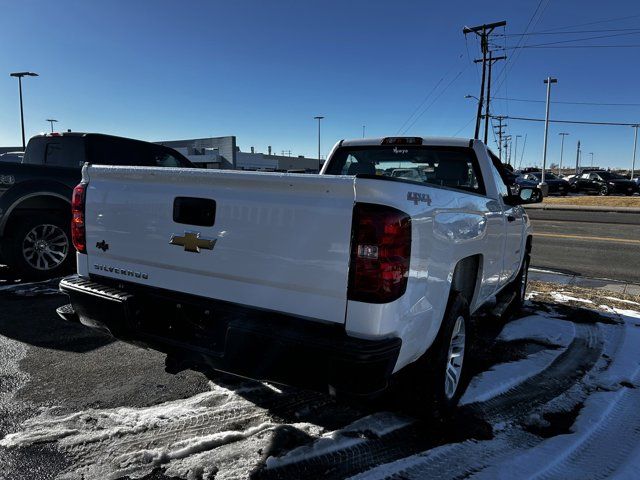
[396,54,463,135]
[498,27,640,36]
[515,44,640,49]
[492,0,549,97]
[535,14,640,33]
[495,115,639,127]
[500,30,640,49]
[401,68,466,134]
[492,96,640,107]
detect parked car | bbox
[520,171,570,196]
[0,132,193,278]
[513,175,538,195]
[58,136,541,414]
[569,170,638,196]
[0,151,24,163]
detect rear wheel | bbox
[5,214,74,279]
[599,185,609,196]
[406,293,471,418]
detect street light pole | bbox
[631,124,638,180]
[314,116,324,172]
[589,152,594,167]
[362,125,366,138]
[540,76,557,196]
[558,132,569,176]
[9,71,39,150]
[46,118,58,133]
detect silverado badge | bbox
[169,232,216,253]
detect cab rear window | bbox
[326,146,485,195]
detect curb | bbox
[526,204,640,214]
[529,268,640,296]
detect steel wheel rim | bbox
[22,224,69,271]
[445,315,466,399]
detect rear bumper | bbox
[59,275,401,397]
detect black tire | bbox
[599,185,609,196]
[405,293,471,418]
[509,253,530,314]
[5,213,74,280]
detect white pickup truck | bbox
[58,137,541,412]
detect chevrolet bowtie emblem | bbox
[169,232,217,253]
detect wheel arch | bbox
[449,254,482,309]
[1,192,71,236]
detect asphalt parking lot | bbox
[2,268,639,479]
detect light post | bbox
[10,71,39,150]
[540,76,557,197]
[314,116,324,173]
[631,125,638,180]
[589,152,594,167]
[46,118,58,133]
[558,132,569,176]
[362,125,366,138]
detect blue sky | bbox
[1,0,640,169]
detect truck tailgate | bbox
[83,166,356,323]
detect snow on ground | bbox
[461,315,575,405]
[2,288,640,479]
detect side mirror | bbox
[505,187,543,206]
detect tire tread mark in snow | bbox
[61,389,331,462]
[469,324,601,422]
[254,324,602,480]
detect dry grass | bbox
[542,196,640,208]
[528,280,640,312]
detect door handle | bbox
[507,215,516,222]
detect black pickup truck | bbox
[0,132,193,278]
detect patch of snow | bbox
[499,315,576,348]
[551,292,594,304]
[461,316,575,405]
[603,296,640,306]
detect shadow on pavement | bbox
[0,273,114,353]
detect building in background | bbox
[155,135,320,172]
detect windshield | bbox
[325,145,485,195]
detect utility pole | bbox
[575,140,581,174]
[463,21,507,140]
[558,132,569,176]
[493,115,507,161]
[632,124,639,180]
[362,125,366,138]
[503,135,512,165]
[589,152,594,167]
[314,116,324,172]
[475,52,506,144]
[519,134,527,169]
[514,135,522,168]
[540,76,558,196]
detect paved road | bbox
[527,208,640,283]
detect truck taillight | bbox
[71,183,86,253]
[348,203,411,303]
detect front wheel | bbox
[5,214,74,279]
[407,293,471,417]
[599,185,609,196]
[509,253,530,314]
